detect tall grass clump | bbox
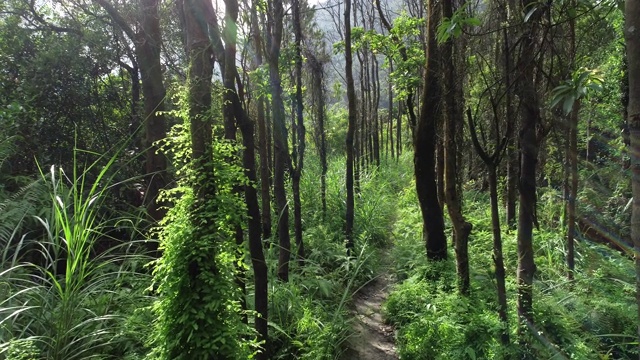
[0,151,153,360]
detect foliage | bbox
[550,67,604,114]
[150,116,255,359]
[0,150,152,360]
[387,178,638,359]
[437,4,481,43]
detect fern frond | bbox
[0,178,48,245]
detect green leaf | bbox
[563,96,576,115]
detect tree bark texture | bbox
[136,0,168,224]
[292,0,306,265]
[441,0,472,294]
[415,0,447,261]
[251,2,271,239]
[515,0,541,331]
[267,0,292,281]
[566,8,578,280]
[308,53,328,218]
[345,0,356,252]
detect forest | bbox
[0,0,638,359]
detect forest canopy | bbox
[0,0,638,359]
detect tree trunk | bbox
[308,54,327,218]
[94,0,169,227]
[566,7,578,280]
[389,59,394,160]
[134,0,168,225]
[266,0,291,281]
[220,0,247,322]
[397,101,402,158]
[250,3,272,242]
[489,166,510,345]
[292,0,305,265]
[345,0,356,252]
[624,1,640,355]
[437,138,446,210]
[416,0,447,261]
[504,22,517,230]
[515,0,541,333]
[229,72,269,360]
[373,54,381,167]
[506,140,518,228]
[441,0,471,293]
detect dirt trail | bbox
[342,260,398,360]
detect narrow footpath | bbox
[342,256,398,360]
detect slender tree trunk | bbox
[220,0,248,322]
[489,166,510,345]
[437,138,446,210]
[397,102,402,158]
[345,0,356,252]
[624,1,640,355]
[239,110,269,358]
[516,0,541,333]
[292,0,305,265]
[389,59,394,160]
[566,7,578,280]
[309,54,328,218]
[267,0,291,281]
[250,3,272,242]
[416,0,447,261]
[373,55,381,167]
[135,0,168,225]
[229,74,269,360]
[506,140,518,228]
[267,104,273,189]
[504,21,517,230]
[441,0,471,294]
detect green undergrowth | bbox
[386,169,637,359]
[0,151,153,360]
[256,153,412,359]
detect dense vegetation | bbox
[1,0,639,359]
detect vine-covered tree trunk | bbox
[415,0,447,261]
[345,0,356,252]
[624,0,640,354]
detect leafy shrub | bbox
[3,339,39,360]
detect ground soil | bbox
[341,259,398,360]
